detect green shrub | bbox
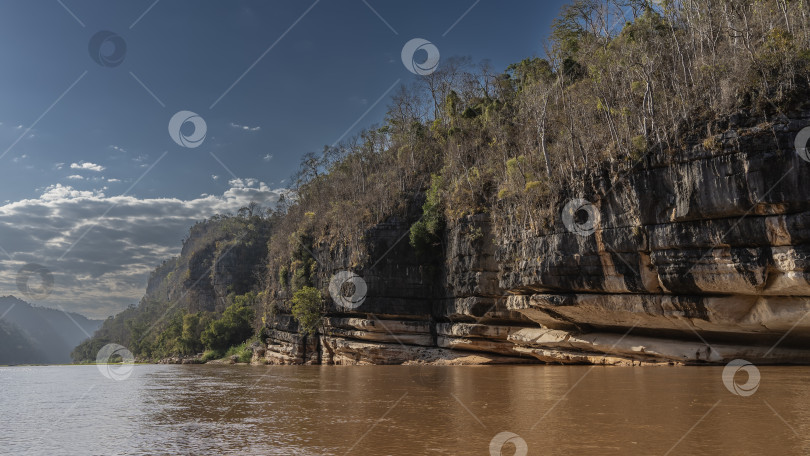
[180,313,206,355]
[201,349,223,362]
[630,135,647,160]
[201,294,255,351]
[225,342,253,363]
[291,286,323,335]
[409,174,445,256]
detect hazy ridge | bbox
[0,296,101,364]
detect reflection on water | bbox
[2,364,810,455]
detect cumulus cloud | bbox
[0,179,287,319]
[230,122,261,132]
[70,162,105,172]
[66,175,84,180]
[263,154,273,162]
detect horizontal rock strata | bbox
[256,115,810,366]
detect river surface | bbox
[1,364,810,455]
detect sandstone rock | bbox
[259,119,810,366]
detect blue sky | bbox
[0,0,567,318]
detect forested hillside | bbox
[72,206,274,362]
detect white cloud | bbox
[109,145,127,153]
[211,174,219,181]
[70,162,105,172]
[263,154,273,162]
[230,122,261,132]
[0,179,287,319]
[107,178,121,183]
[229,178,257,188]
[66,175,84,180]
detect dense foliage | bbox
[409,174,445,257]
[200,293,256,352]
[290,286,323,335]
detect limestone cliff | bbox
[259,112,810,366]
[71,213,274,362]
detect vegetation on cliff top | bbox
[263,0,810,316]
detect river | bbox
[1,364,808,455]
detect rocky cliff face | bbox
[258,112,810,366]
[261,214,540,366]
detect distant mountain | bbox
[0,296,102,364]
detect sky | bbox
[0,0,568,319]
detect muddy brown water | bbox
[1,364,808,455]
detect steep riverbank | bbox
[74,2,810,367]
[258,111,810,366]
[76,109,810,368]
